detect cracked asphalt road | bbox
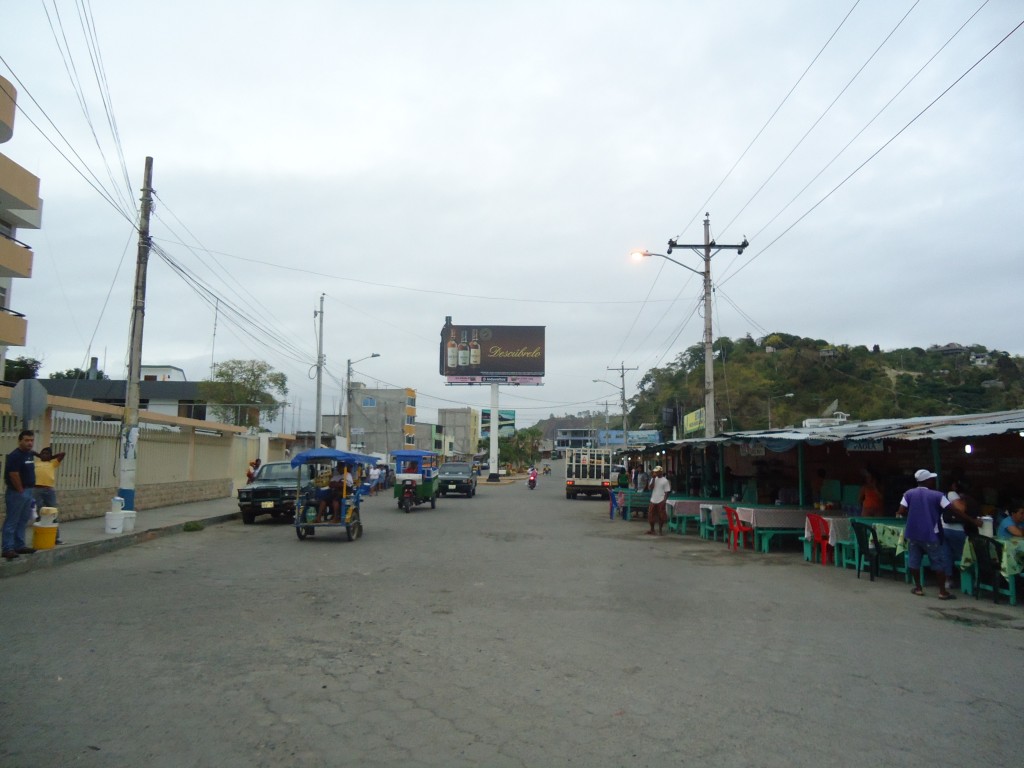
[1,469,1020,767]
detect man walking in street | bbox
[3,430,37,560]
[899,469,961,600]
[646,466,671,536]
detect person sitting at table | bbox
[997,506,1024,539]
[858,469,884,517]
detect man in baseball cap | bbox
[899,469,963,599]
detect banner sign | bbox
[597,429,662,447]
[481,409,516,438]
[683,407,705,435]
[846,438,884,452]
[440,320,545,385]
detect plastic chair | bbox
[806,513,833,565]
[724,506,754,552]
[850,520,900,581]
[968,535,1017,605]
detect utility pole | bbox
[668,214,748,438]
[608,362,637,459]
[314,293,325,447]
[118,156,154,513]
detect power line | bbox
[720,14,1024,286]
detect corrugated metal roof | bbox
[648,410,1024,450]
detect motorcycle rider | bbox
[528,466,538,489]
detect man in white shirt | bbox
[369,466,381,496]
[647,466,672,536]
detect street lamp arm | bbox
[631,250,703,277]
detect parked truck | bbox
[564,448,614,500]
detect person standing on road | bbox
[3,430,37,560]
[899,469,960,600]
[646,466,671,536]
[369,465,381,496]
[34,446,66,545]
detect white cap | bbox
[914,469,937,483]
[653,466,664,473]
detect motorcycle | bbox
[400,479,417,513]
[528,471,538,490]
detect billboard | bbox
[440,319,545,385]
[481,409,516,438]
[597,429,662,447]
[683,407,705,435]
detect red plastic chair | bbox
[806,513,833,565]
[724,506,754,551]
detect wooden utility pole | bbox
[668,214,748,438]
[607,362,637,456]
[314,293,325,447]
[118,156,154,512]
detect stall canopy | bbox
[290,448,379,467]
[646,409,1024,451]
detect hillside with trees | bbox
[534,334,1024,439]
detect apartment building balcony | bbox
[0,231,33,278]
[0,152,42,230]
[0,75,14,143]
[0,306,27,347]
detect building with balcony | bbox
[0,74,41,375]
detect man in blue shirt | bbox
[997,507,1024,539]
[899,469,961,600]
[4,429,38,560]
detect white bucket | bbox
[105,510,125,535]
[38,506,59,526]
[111,496,125,513]
[121,510,137,533]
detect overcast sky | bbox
[3,1,1022,430]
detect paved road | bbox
[1,467,1019,767]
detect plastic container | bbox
[38,507,58,526]
[121,510,137,533]
[105,510,125,534]
[980,516,994,537]
[32,523,58,550]
[111,496,125,513]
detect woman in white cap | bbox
[646,466,672,536]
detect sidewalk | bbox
[0,496,240,579]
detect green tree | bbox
[49,367,108,380]
[4,356,42,382]
[199,359,288,428]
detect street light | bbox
[593,377,628,460]
[346,353,381,450]
[631,214,748,439]
[767,392,794,429]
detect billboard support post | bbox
[486,384,500,482]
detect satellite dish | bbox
[821,399,839,417]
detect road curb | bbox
[0,512,240,579]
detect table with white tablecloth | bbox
[737,506,812,552]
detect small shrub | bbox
[182,521,205,532]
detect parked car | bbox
[237,461,313,524]
[438,461,477,497]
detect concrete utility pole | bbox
[118,156,154,513]
[608,363,637,457]
[314,293,325,447]
[667,214,748,438]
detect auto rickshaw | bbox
[392,449,440,513]
[290,447,377,541]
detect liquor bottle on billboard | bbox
[446,328,458,370]
[458,331,470,367]
[469,329,481,366]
